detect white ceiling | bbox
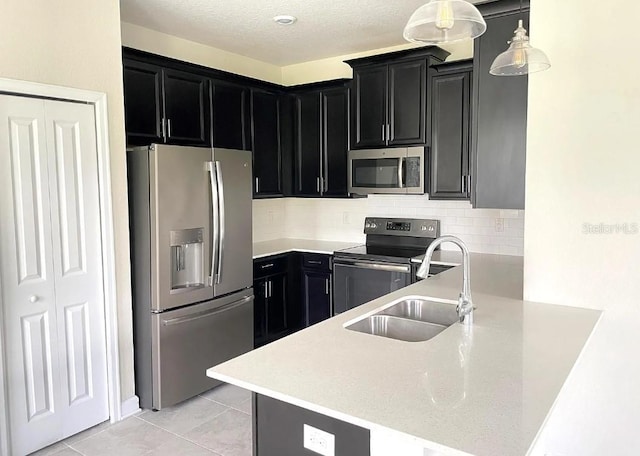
[120,0,485,66]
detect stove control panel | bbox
[364,218,440,238]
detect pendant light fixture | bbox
[489,0,550,76]
[403,0,486,45]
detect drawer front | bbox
[302,253,331,271]
[254,255,288,279]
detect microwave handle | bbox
[398,157,404,188]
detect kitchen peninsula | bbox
[208,254,601,456]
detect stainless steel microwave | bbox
[348,147,425,195]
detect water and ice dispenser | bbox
[170,228,205,292]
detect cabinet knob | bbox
[28,295,39,303]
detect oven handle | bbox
[334,261,411,274]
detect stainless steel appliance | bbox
[333,217,440,314]
[348,147,425,195]
[128,144,253,410]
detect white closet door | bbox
[0,95,108,455]
[44,99,109,439]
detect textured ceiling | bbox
[120,0,485,66]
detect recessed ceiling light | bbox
[273,15,297,25]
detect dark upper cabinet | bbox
[294,84,349,197]
[123,60,164,146]
[295,92,322,195]
[122,60,210,147]
[388,60,427,146]
[471,5,529,209]
[211,82,250,150]
[347,48,448,150]
[429,61,473,200]
[162,69,210,146]
[251,90,282,197]
[322,87,349,196]
[351,66,387,149]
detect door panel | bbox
[0,95,61,455]
[212,83,250,150]
[163,69,210,146]
[151,144,214,310]
[322,88,349,196]
[388,60,427,145]
[43,99,109,437]
[295,92,322,195]
[351,66,387,149]
[251,91,282,196]
[332,263,411,314]
[122,60,163,145]
[154,293,253,409]
[0,95,111,454]
[212,148,253,296]
[303,270,331,326]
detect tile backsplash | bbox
[253,195,524,256]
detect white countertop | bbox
[253,238,362,259]
[208,253,601,456]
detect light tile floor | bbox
[30,384,252,456]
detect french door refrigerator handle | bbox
[206,161,219,286]
[214,161,225,284]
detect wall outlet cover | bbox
[303,424,335,456]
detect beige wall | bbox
[0,1,135,402]
[121,22,283,84]
[122,23,473,87]
[525,0,640,454]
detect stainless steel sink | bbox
[345,296,459,342]
[378,298,459,327]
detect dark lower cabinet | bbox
[429,60,473,200]
[251,90,282,197]
[472,3,529,209]
[301,253,332,325]
[254,394,370,456]
[253,256,291,347]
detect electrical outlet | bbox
[495,218,505,232]
[303,424,335,456]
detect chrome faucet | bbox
[416,235,474,326]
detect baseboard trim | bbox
[119,396,141,420]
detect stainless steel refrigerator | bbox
[127,144,253,410]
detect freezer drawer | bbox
[151,292,253,410]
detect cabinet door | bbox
[430,70,471,200]
[253,278,268,347]
[351,65,387,149]
[322,87,349,196]
[123,60,163,146]
[303,270,331,326]
[388,59,427,146]
[251,90,282,196]
[162,69,211,146]
[266,273,288,339]
[295,91,322,196]
[472,12,528,209]
[212,82,250,150]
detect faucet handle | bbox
[456,293,474,324]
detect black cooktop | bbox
[334,244,428,264]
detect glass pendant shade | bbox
[490,20,551,76]
[403,0,487,44]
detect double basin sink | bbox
[345,296,460,342]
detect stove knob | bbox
[421,225,427,231]
[428,225,435,232]
[371,223,377,229]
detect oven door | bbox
[348,147,424,195]
[333,259,412,314]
